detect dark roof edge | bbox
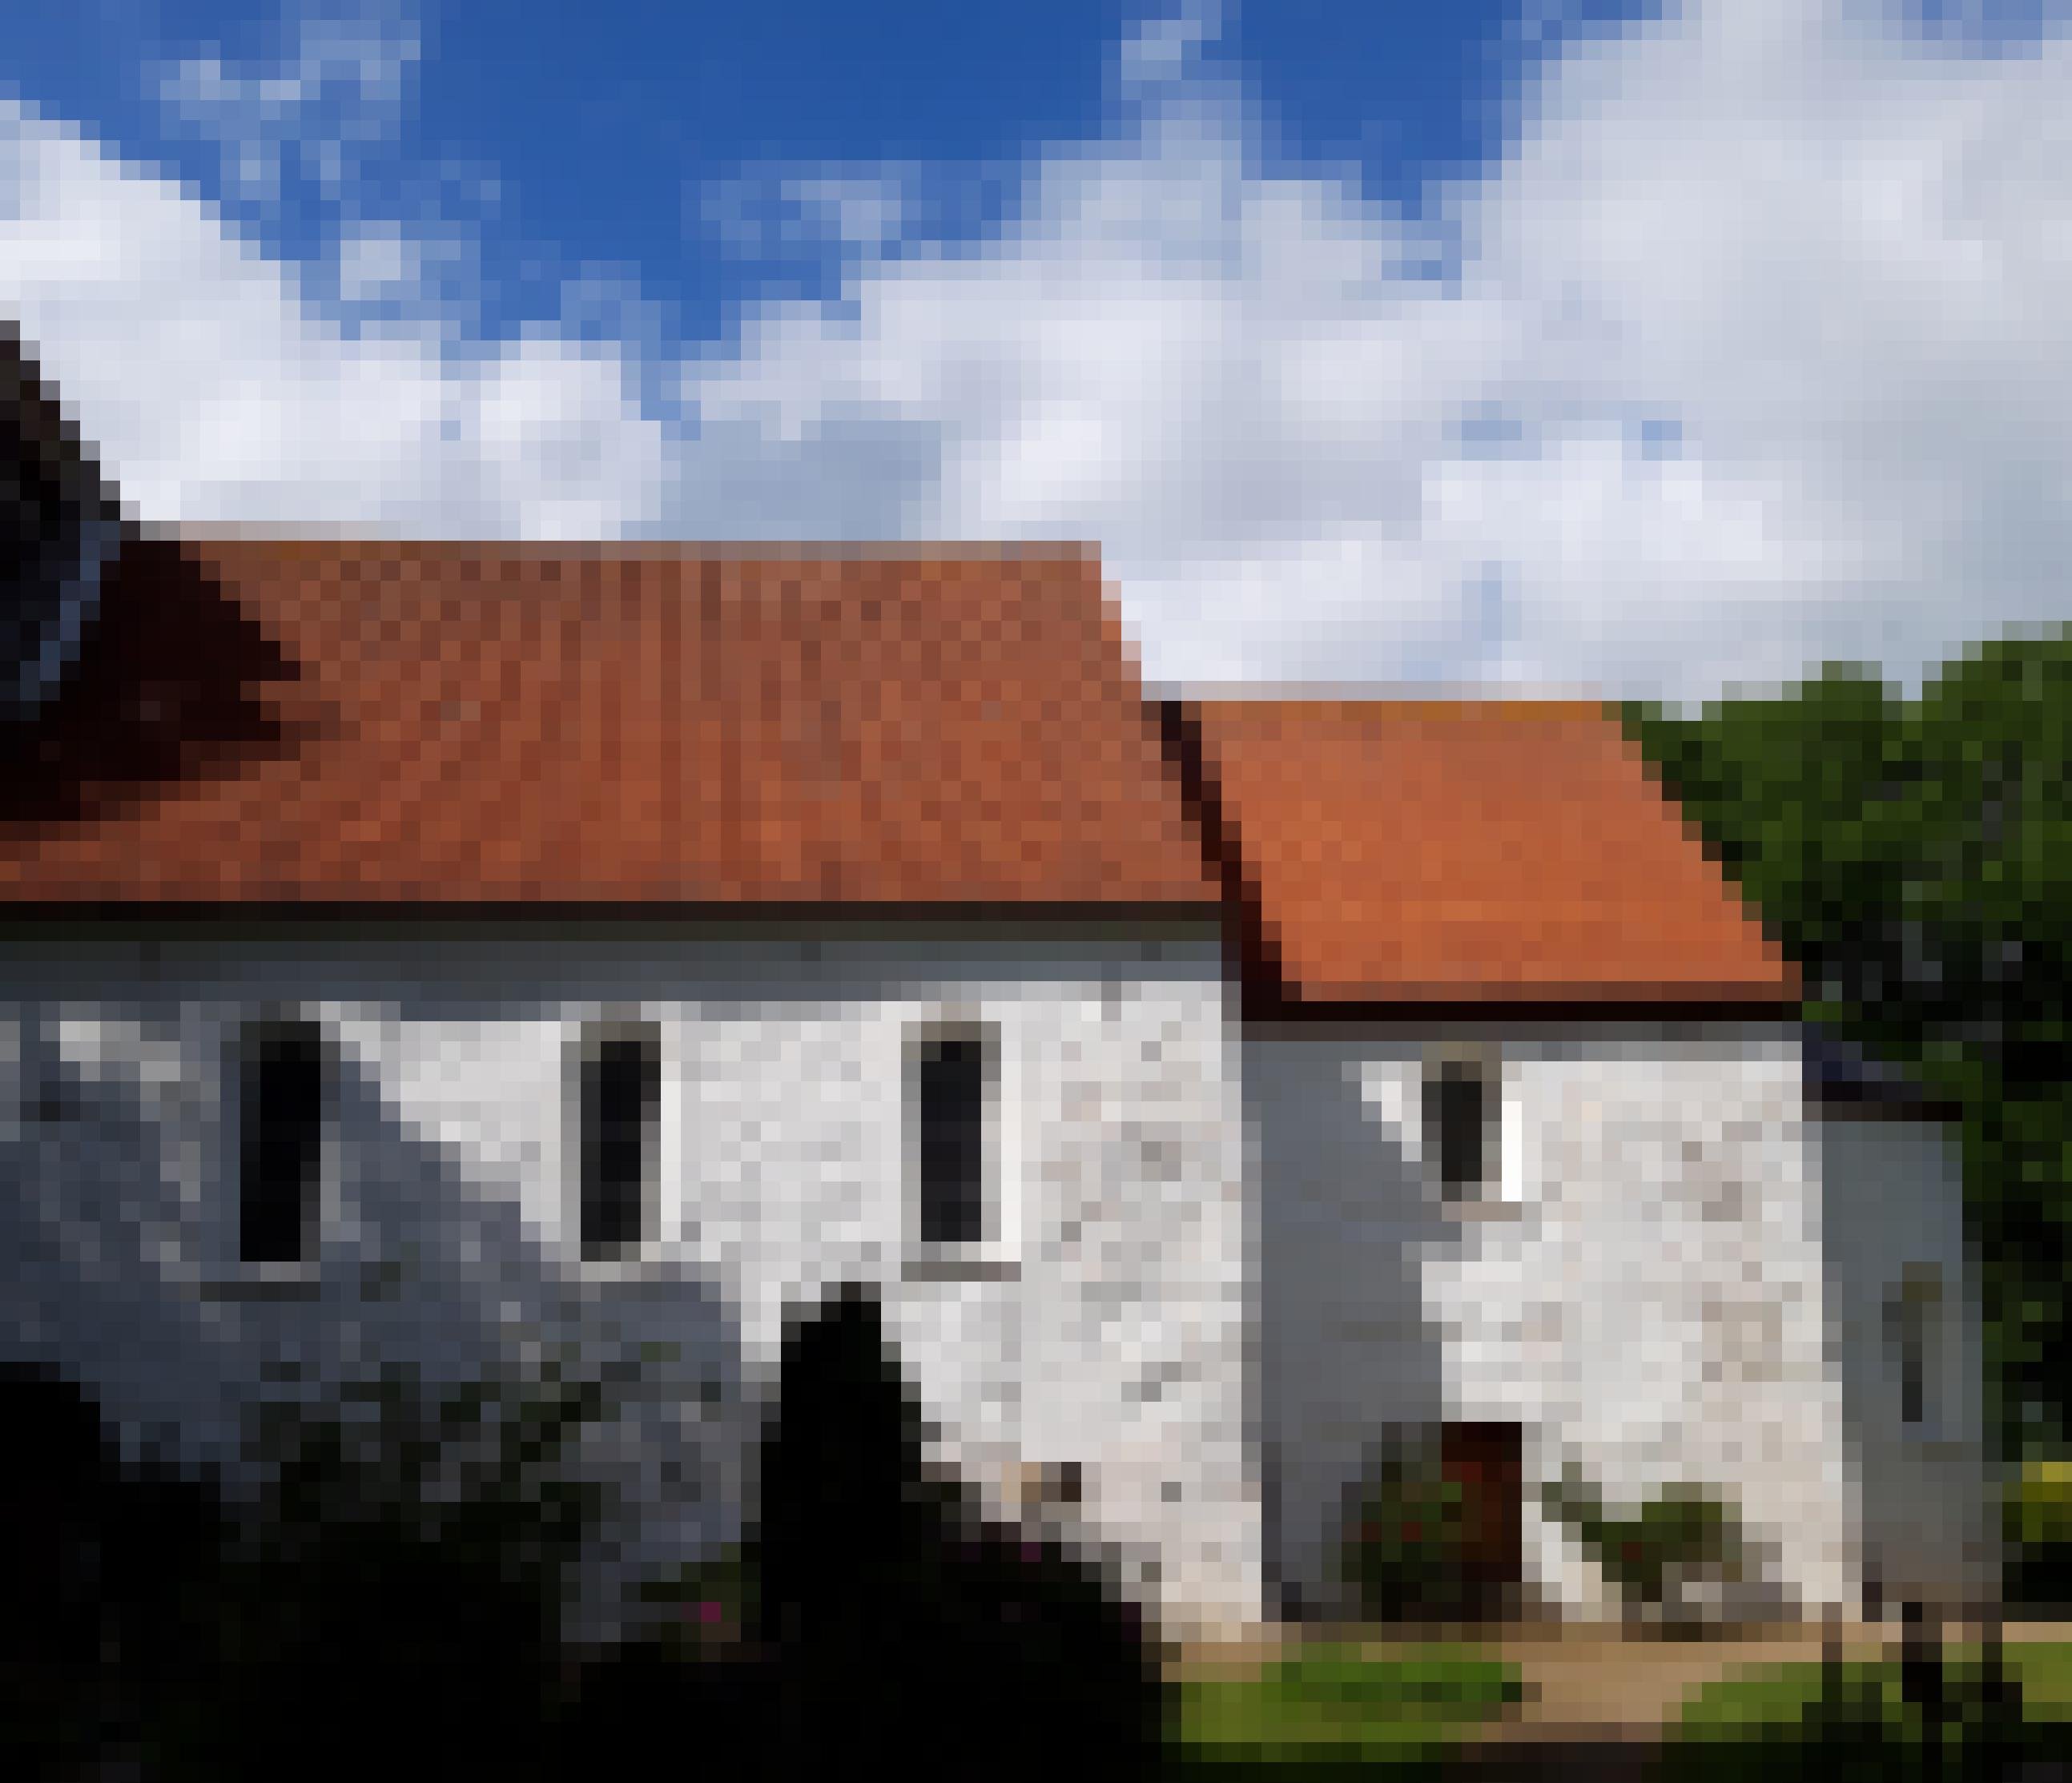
[1803,1032,1965,1123]
[1245,994,1804,1024]
[0,897,1225,926]
[1811,1085,1965,1125]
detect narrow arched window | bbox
[1423,1056,1494,1201]
[239,1019,326,1264]
[1887,1269,1942,1431]
[578,1024,659,1261]
[915,1027,991,1246]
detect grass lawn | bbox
[1670,1640,2072,1733]
[1660,1641,2072,1779]
[1169,1643,1522,1770]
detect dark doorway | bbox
[1440,1422,1523,1620]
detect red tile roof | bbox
[0,541,1802,1010]
[1173,698,1798,1009]
[0,538,1219,910]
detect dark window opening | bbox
[1891,1286,1935,1429]
[581,1029,659,1261]
[1424,1059,1491,1199]
[917,1032,988,1246]
[239,1021,325,1265]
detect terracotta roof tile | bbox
[1176,697,1798,1008]
[0,538,1217,911]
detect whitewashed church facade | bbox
[0,342,1993,1640]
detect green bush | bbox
[2005,1457,2072,1605]
[1539,1466,1747,1624]
[1340,1450,1481,1623]
[2006,1458,2072,1547]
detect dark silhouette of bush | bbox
[157,1365,612,1783]
[179,1512,564,1783]
[0,1362,231,1781]
[6,1301,1170,1782]
[749,1280,1169,1778]
[0,1358,635,1783]
[549,1635,774,1779]
[2004,1459,2072,1611]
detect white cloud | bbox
[670,0,2072,702]
[151,2,420,211]
[332,218,419,303]
[1117,0,1226,91]
[7,0,2072,702]
[0,93,670,537]
[699,169,915,268]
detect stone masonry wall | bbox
[0,916,1258,1640]
[1249,1020,1859,1624]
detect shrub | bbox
[2006,1456,2072,1605]
[2005,1457,2072,1547]
[1340,1447,1482,1624]
[154,1358,621,1783]
[10,1307,1170,1782]
[549,1634,770,1778]
[634,1542,758,1652]
[1538,1465,1747,1625]
[0,1363,232,1781]
[750,1280,1167,1777]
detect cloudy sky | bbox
[4,0,2067,703]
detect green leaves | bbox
[1537,1466,1745,1616]
[1342,1450,1481,1623]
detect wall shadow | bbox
[1249,1036,1454,1623]
[1812,1105,1997,1620]
[0,1000,748,1645]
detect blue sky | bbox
[4,1,2070,701]
[6,2,1654,347]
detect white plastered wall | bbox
[1248,1020,1860,1623]
[0,916,1259,1640]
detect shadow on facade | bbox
[1249,1036,1466,1624]
[0,1006,748,1643]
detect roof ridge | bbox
[1182,694,1615,718]
[158,533,1104,562]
